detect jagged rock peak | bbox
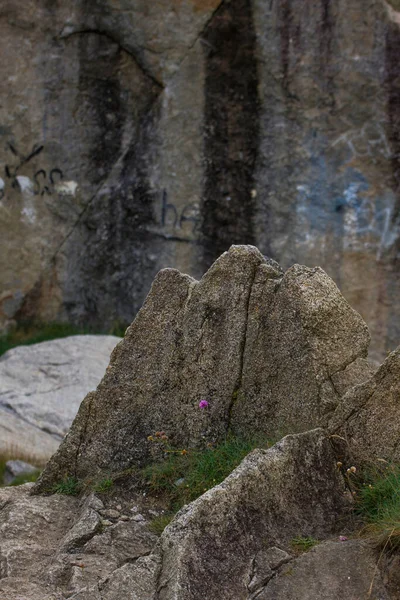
[34,245,371,492]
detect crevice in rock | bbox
[57,28,164,90]
[177,0,226,67]
[74,395,94,478]
[226,263,259,431]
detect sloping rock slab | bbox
[254,540,389,600]
[329,346,400,462]
[0,335,120,458]
[34,246,370,490]
[151,429,351,600]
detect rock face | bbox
[34,246,371,490]
[0,335,120,459]
[0,485,158,598]
[329,345,400,463]
[1,0,400,362]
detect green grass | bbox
[0,447,46,487]
[9,470,41,486]
[94,478,114,494]
[0,321,127,357]
[52,476,81,496]
[355,463,400,553]
[148,513,175,536]
[142,434,271,513]
[290,536,319,553]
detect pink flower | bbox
[199,400,209,409]
[339,535,348,542]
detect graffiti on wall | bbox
[0,142,65,200]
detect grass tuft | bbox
[290,536,319,553]
[148,513,175,536]
[142,434,271,513]
[94,478,114,494]
[355,463,400,553]
[52,476,81,496]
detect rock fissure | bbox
[227,263,260,432]
[58,28,164,89]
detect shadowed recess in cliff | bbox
[77,32,124,186]
[385,21,400,236]
[201,0,260,267]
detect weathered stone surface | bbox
[230,262,371,436]
[3,460,38,485]
[0,483,158,597]
[329,345,400,463]
[0,335,120,458]
[34,247,370,489]
[0,484,80,581]
[1,0,400,363]
[150,430,351,600]
[254,540,389,600]
[0,578,59,600]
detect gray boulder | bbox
[0,335,121,460]
[34,246,370,490]
[329,345,400,463]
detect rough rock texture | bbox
[254,540,389,600]
[329,345,400,463]
[33,246,371,489]
[2,0,400,362]
[0,335,120,459]
[0,484,158,599]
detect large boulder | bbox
[329,345,400,463]
[0,335,120,459]
[34,246,370,490]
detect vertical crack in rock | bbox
[227,263,259,431]
[74,394,94,478]
[201,0,260,268]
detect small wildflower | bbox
[199,400,209,409]
[339,535,348,542]
[181,449,188,456]
[350,466,357,473]
[147,435,154,442]
[336,461,343,468]
[161,435,168,441]
[368,484,373,489]
[155,431,161,438]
